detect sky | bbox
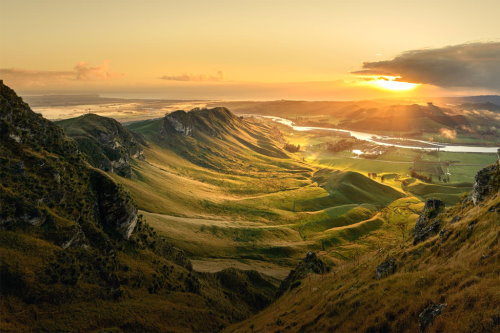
[1,0,499,100]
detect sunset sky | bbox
[1,0,499,100]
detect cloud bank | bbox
[159,70,224,82]
[353,42,500,90]
[0,62,120,86]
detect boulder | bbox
[374,257,396,279]
[418,303,446,332]
[413,199,445,245]
[471,163,500,205]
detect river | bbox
[257,115,499,154]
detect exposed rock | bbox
[374,257,396,279]
[277,252,330,296]
[56,114,145,178]
[471,163,500,205]
[160,107,241,139]
[61,225,88,249]
[418,303,447,332]
[413,199,445,245]
[90,169,138,239]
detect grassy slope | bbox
[228,188,500,333]
[111,115,424,276]
[118,114,495,279]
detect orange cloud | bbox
[0,62,122,87]
[73,61,119,80]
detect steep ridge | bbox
[128,107,292,171]
[0,82,279,332]
[56,113,146,177]
[228,163,500,333]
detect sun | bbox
[361,76,419,91]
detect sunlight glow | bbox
[362,76,419,91]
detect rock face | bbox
[471,163,500,205]
[90,169,138,239]
[0,81,137,244]
[56,114,145,177]
[413,199,445,245]
[374,257,396,279]
[418,303,447,332]
[277,252,330,296]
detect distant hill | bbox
[212,100,473,133]
[457,102,500,112]
[56,113,146,177]
[439,95,500,105]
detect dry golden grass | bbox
[227,192,500,333]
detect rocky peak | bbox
[470,163,500,205]
[161,107,243,139]
[413,199,445,245]
[0,81,78,157]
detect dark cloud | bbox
[159,70,223,82]
[353,42,500,90]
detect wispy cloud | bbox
[353,42,500,90]
[159,70,224,82]
[0,61,121,86]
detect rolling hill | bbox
[228,163,500,333]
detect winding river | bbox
[258,115,499,154]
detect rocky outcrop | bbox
[56,114,145,177]
[418,303,447,332]
[90,169,138,239]
[471,163,500,205]
[413,199,445,245]
[0,81,138,242]
[277,252,330,296]
[160,107,242,139]
[374,257,396,279]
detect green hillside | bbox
[313,169,405,206]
